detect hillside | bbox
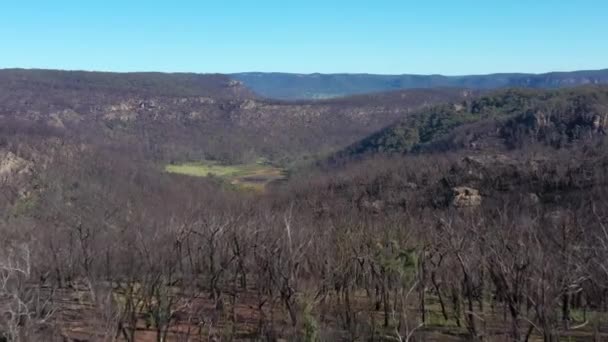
[341,86,608,159]
[0,69,474,164]
[231,69,608,99]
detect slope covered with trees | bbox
[342,86,608,158]
[4,137,608,340]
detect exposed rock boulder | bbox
[0,151,33,182]
[451,186,482,207]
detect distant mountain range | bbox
[231,69,608,100]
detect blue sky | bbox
[1,1,607,75]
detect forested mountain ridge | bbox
[231,69,608,99]
[341,86,608,159]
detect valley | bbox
[2,69,608,341]
[3,2,608,341]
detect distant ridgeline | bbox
[231,69,608,100]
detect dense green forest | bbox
[342,87,608,158]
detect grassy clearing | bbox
[165,159,285,191]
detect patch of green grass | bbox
[569,307,607,325]
[165,162,241,178]
[165,159,285,191]
[420,297,460,328]
[426,310,459,328]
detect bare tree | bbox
[0,242,55,341]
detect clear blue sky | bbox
[1,1,607,75]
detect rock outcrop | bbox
[451,186,482,207]
[0,151,33,182]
